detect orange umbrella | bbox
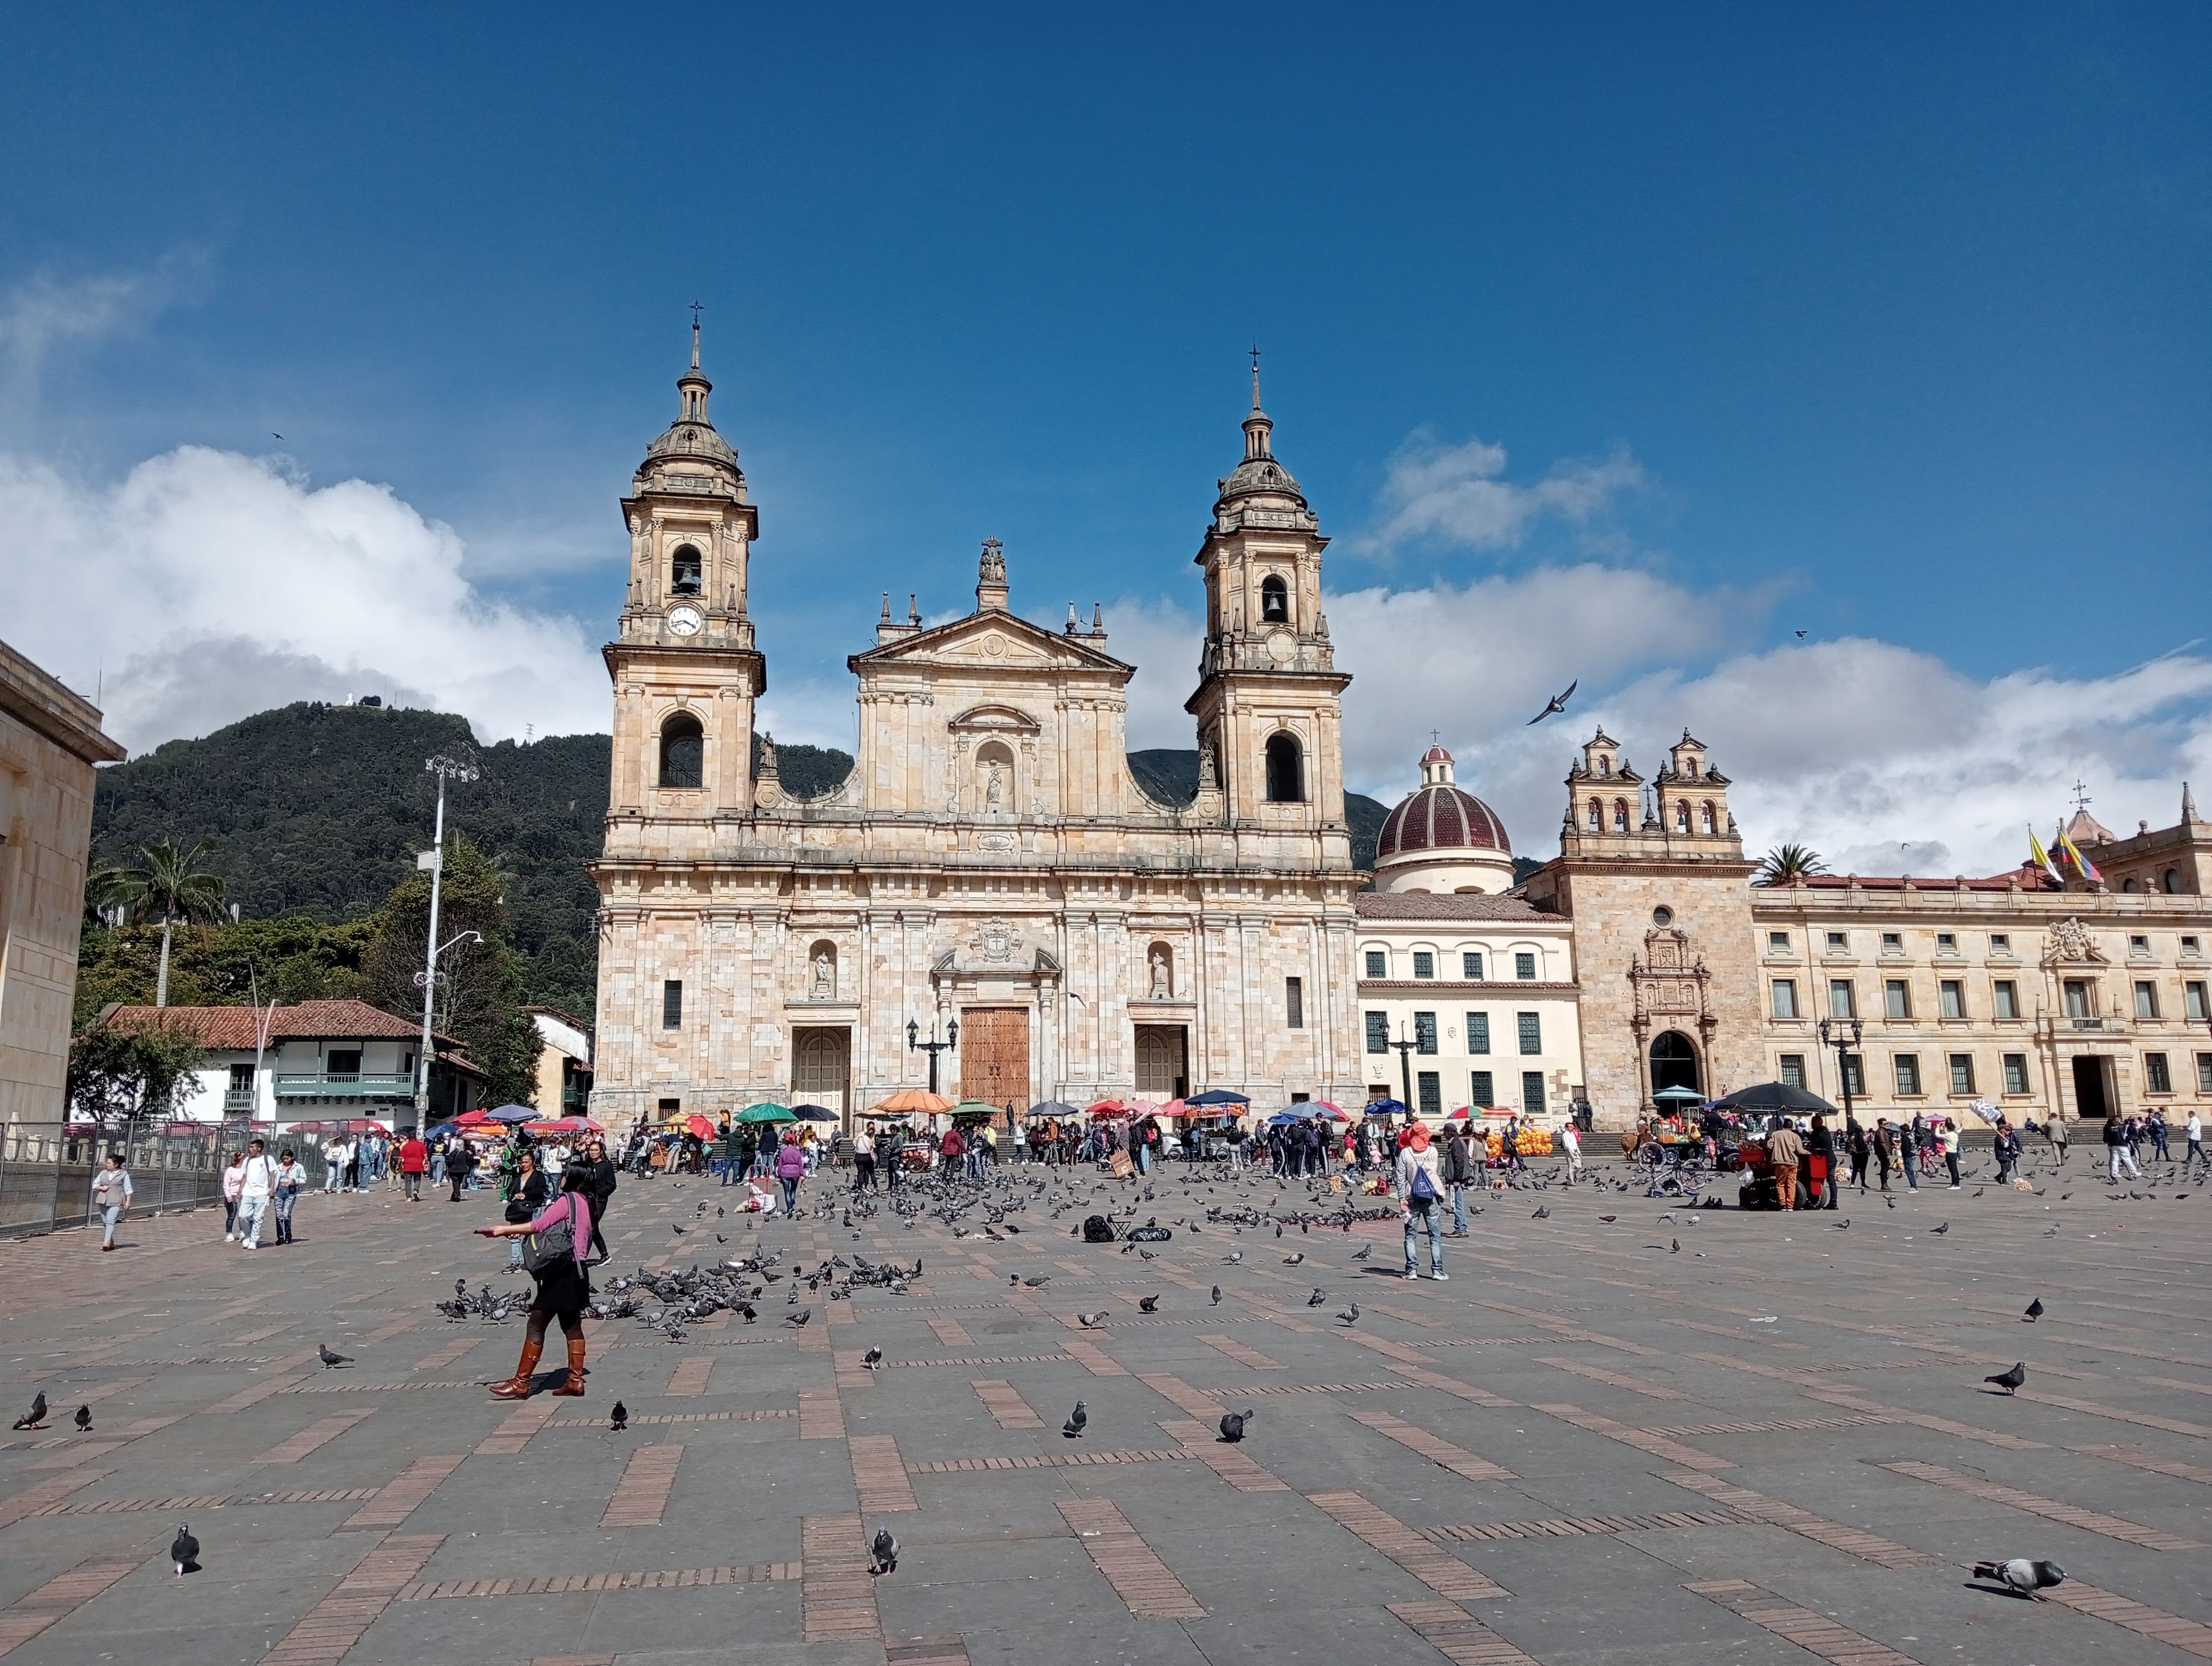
[873,1088,955,1114]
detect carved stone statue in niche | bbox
[1148,947,1172,998]
[985,762,1005,812]
[811,949,834,998]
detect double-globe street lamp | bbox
[907,1015,959,1095]
[1816,1015,1864,1130]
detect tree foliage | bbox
[67,1017,205,1124]
[74,914,374,1023]
[1754,843,1830,886]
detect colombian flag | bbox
[2057,830,2103,886]
[2027,826,2063,886]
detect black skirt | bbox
[531,1256,590,1322]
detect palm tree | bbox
[91,840,227,1007]
[1753,843,1829,887]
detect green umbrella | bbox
[737,1103,797,1123]
[949,1100,1001,1120]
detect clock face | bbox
[666,605,704,638]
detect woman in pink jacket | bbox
[476,1162,595,1399]
[775,1132,807,1218]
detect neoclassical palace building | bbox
[589,332,2212,1133]
[589,335,1366,1124]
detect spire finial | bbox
[689,302,703,370]
[1249,342,1262,411]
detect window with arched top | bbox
[1686,758,1700,778]
[1675,802,1691,832]
[2166,868,2183,894]
[1258,575,1290,623]
[1598,756,1612,777]
[671,543,703,595]
[1264,732,1304,803]
[1700,800,1716,834]
[2123,877,2140,893]
[659,712,704,788]
[1612,799,1629,832]
[1587,798,1602,831]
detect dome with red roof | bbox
[1373,747,1517,894]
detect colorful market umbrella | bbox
[684,1113,716,1138]
[1185,1088,1251,1106]
[532,1116,604,1137]
[483,1104,541,1124]
[1085,1098,1136,1117]
[1362,1099,1407,1119]
[949,1100,1001,1121]
[737,1103,797,1124]
[452,1108,493,1127]
[873,1088,955,1114]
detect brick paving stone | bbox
[1385,1598,1541,1664]
[798,1386,846,1439]
[2023,1385,2212,1439]
[884,1638,972,1664]
[1196,1331,1287,1369]
[546,1407,792,1427]
[402,1563,798,1601]
[474,1396,560,1454]
[202,1369,310,1414]
[255,1407,377,1464]
[1532,1404,1735,1470]
[1156,1418,1290,1491]
[1662,1470,1937,1567]
[928,1316,975,1347]
[1056,1497,1206,1620]
[801,1513,881,1643]
[601,1443,685,1527]
[1424,1505,1753,1542]
[1877,1458,2205,1549]
[0,1468,108,1529]
[2070,1441,2212,1486]
[970,1377,1045,1428]
[1684,1578,1920,1665]
[888,1351,1074,1369]
[2042,1578,2212,1658]
[1059,1336,1129,1377]
[262,1530,444,1666]
[852,1433,920,1510]
[664,1356,713,1396]
[339,1453,466,1529]
[1531,1354,1691,1399]
[0,1557,138,1658]
[1345,1409,1517,1481]
[908,1450,1194,1473]
[1308,1491,1511,1600]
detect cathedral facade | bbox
[589,336,1367,1125]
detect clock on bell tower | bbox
[603,319,767,817]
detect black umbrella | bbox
[1711,1081,1838,1114]
[790,1104,841,1122]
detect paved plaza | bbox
[2,1151,2210,1666]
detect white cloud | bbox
[1361,430,1645,554]
[0,252,204,434]
[1,446,609,753]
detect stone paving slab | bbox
[7,1154,2212,1662]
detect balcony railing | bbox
[222,1089,256,1114]
[274,1072,416,1100]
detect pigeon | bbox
[1336,1303,1360,1325]
[318,1343,352,1368]
[13,1392,47,1430]
[1283,1251,1304,1265]
[1532,1205,1549,1219]
[1008,1273,1021,1285]
[1599,1214,1617,1223]
[172,1524,200,1575]
[1931,1222,1950,1235]
[1218,1408,1254,1442]
[1353,1244,1371,1261]
[871,1526,899,1575]
[73,1404,92,1432]
[1139,1295,1159,1313]
[785,1309,811,1327]
[610,1400,629,1431]
[2023,1297,2043,1322]
[1973,1556,2065,1599]
[1063,1400,1088,1438]
[1985,1361,2027,1394]
[454,1278,468,1298]
[1078,1311,1109,1329]
[1224,1250,1243,1264]
[1210,1285,1223,1305]
[1670,1239,1681,1254]
[736,1304,757,1323]
[672,1224,685,1234]
[863,1346,884,1372]
[1024,1275,1051,1287]
[1527,679,1577,725]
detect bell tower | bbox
[605,320,767,817]
[1185,355,1351,837]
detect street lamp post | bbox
[1388,1021,1419,1113]
[907,1015,959,1096]
[1817,1016,1864,1129]
[415,753,479,1125]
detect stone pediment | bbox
[849,611,1132,678]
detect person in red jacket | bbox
[398,1130,429,1202]
[940,1125,965,1176]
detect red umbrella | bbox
[531,1117,604,1137]
[1085,1099,1136,1117]
[452,1108,492,1127]
[685,1113,715,1139]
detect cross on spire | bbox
[689,302,703,369]
[2070,777,2093,811]
[1249,343,1262,410]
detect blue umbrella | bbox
[1266,1108,1318,1124]
[1186,1088,1251,1106]
[483,1104,541,1124]
[1364,1099,1409,1118]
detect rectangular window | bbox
[1894,1054,1921,1095]
[2004,1054,2029,1094]
[326,1048,361,1078]
[1462,951,1484,979]
[661,980,683,1029]
[1827,931,1848,951]
[1949,1054,1975,1095]
[1940,979,1965,1019]
[1772,979,1799,1019]
[1994,979,2020,1020]
[1465,1013,1490,1055]
[2063,979,2091,1018]
[657,1096,681,1115]
[1881,932,1903,953]
[1284,976,1304,1030]
[2135,981,2160,1019]
[1769,931,1791,952]
[1469,1069,1495,1107]
[1841,1053,1865,1098]
[1515,951,1538,981]
[1778,1053,1806,1088]
[1936,932,1957,952]
[1365,950,1387,979]
[2184,935,2201,956]
[2188,981,2209,1022]
[1416,1071,1442,1118]
[1364,1011,1389,1054]
[228,1062,255,1091]
[1521,1071,1547,1117]
[2198,1054,2212,1094]
[1830,979,1856,1019]
[1885,979,1911,1020]
[1414,1011,1438,1055]
[1517,1011,1542,1055]
[1412,951,1435,979]
[2146,1053,2172,1093]
[2130,934,2151,956]
[1990,933,2010,953]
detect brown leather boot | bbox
[551,1335,587,1396]
[488,1337,543,1398]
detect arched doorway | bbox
[1650,1030,1701,1097]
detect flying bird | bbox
[171,1524,200,1575]
[13,1393,47,1430]
[609,1401,629,1432]
[1526,680,1577,725]
[871,1526,899,1575]
[1973,1557,2065,1600]
[862,1346,884,1372]
[73,1405,92,1432]
[2023,1297,2044,1322]
[1794,629,1806,639]
[1217,1409,1254,1443]
[1063,1400,1088,1439]
[1985,1362,2027,1395]
[317,1344,352,1368]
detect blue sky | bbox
[5,4,2209,873]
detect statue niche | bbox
[1145,941,1174,999]
[975,739,1015,816]
[807,940,837,1001]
